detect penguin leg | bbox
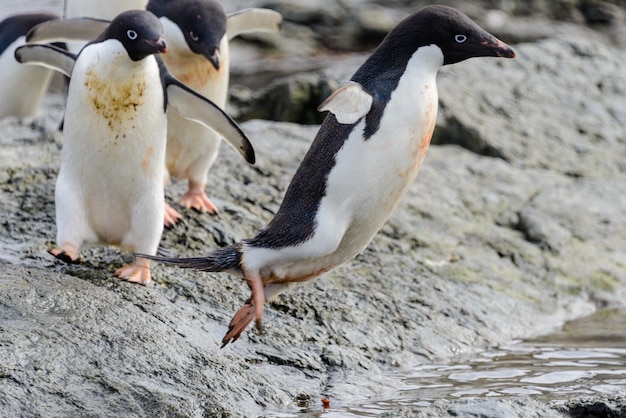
[164,202,183,228]
[114,257,151,285]
[221,269,265,346]
[48,244,81,264]
[180,179,218,215]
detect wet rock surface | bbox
[1,1,626,416]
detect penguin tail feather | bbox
[135,244,243,274]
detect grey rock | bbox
[1,22,626,418]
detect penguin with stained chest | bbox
[15,10,254,285]
[26,0,282,226]
[0,13,59,118]
[140,5,516,346]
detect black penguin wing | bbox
[25,17,109,44]
[163,72,256,164]
[14,43,76,77]
[0,13,58,55]
[226,8,282,40]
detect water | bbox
[318,309,626,416]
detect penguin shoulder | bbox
[317,81,374,125]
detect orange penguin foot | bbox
[164,202,183,228]
[114,257,151,285]
[221,300,256,348]
[48,244,80,264]
[180,182,218,215]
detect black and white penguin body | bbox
[0,13,58,118]
[16,10,254,285]
[143,5,515,346]
[147,0,282,223]
[147,0,230,221]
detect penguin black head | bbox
[100,10,167,62]
[147,0,227,70]
[385,5,515,66]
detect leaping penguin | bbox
[140,5,516,346]
[16,10,254,285]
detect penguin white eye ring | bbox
[455,34,467,43]
[127,29,138,40]
[189,31,199,41]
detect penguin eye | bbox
[455,34,467,43]
[127,30,138,40]
[189,31,199,42]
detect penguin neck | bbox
[89,40,154,81]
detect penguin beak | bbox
[148,37,168,54]
[206,48,220,70]
[481,38,515,59]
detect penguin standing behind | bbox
[16,10,254,285]
[147,0,282,224]
[0,13,59,118]
[141,5,516,346]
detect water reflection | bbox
[367,309,625,410]
[327,309,626,416]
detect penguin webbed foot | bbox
[180,182,218,215]
[114,257,151,285]
[164,202,184,228]
[48,245,80,264]
[221,271,266,347]
[221,299,257,348]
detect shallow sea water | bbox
[295,309,626,416]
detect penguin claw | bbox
[114,258,151,285]
[180,183,218,215]
[164,202,183,228]
[221,301,256,348]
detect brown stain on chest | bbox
[163,53,221,90]
[397,98,437,179]
[84,66,147,133]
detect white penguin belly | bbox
[0,36,53,118]
[245,49,441,284]
[57,42,166,252]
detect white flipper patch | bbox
[226,8,282,40]
[318,81,374,125]
[15,44,75,77]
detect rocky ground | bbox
[1,0,626,417]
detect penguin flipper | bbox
[165,75,256,164]
[318,81,374,125]
[26,17,109,44]
[14,44,75,77]
[226,8,282,40]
